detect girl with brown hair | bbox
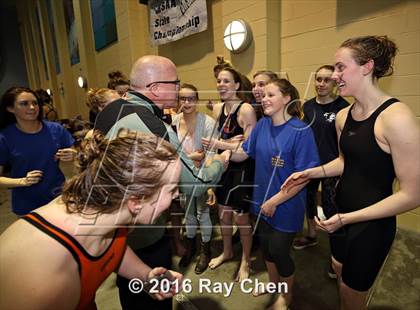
[0,130,183,309]
[283,35,420,310]
[231,78,319,309]
[202,67,257,282]
[0,87,75,215]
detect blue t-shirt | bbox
[242,117,320,232]
[0,121,74,215]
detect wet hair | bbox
[340,35,398,79]
[268,79,302,119]
[213,56,232,79]
[62,130,178,214]
[315,65,334,77]
[107,70,130,89]
[218,67,253,103]
[0,87,43,129]
[86,88,117,113]
[253,70,279,81]
[179,83,199,101]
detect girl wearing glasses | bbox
[172,83,218,274]
[0,87,75,215]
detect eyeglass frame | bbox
[179,96,198,103]
[145,80,181,88]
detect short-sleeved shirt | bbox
[0,121,74,215]
[243,117,320,232]
[303,96,349,164]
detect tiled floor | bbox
[1,162,418,309]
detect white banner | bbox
[149,0,208,46]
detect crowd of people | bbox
[0,35,419,310]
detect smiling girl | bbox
[172,83,218,274]
[202,67,257,281]
[231,79,319,309]
[282,36,420,310]
[0,87,75,215]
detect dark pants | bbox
[116,235,173,310]
[258,219,296,277]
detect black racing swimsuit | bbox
[331,98,399,291]
[215,102,254,212]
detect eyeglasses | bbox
[179,96,197,103]
[146,80,181,88]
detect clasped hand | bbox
[146,267,183,300]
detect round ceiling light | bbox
[223,19,252,53]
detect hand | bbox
[281,169,312,193]
[213,150,231,171]
[261,200,276,217]
[206,188,217,206]
[146,267,183,300]
[315,214,345,233]
[228,134,244,143]
[22,170,43,186]
[55,148,76,162]
[212,154,228,171]
[189,150,205,162]
[220,149,232,162]
[201,137,218,150]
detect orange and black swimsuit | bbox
[22,212,128,310]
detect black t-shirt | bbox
[303,96,349,164]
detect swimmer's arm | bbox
[216,104,256,152]
[204,103,256,152]
[340,103,420,225]
[307,156,344,179]
[283,109,347,191]
[117,246,152,282]
[230,146,249,162]
[208,138,243,151]
[116,246,183,299]
[240,103,257,141]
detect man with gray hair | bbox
[95,55,229,309]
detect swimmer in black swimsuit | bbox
[202,67,257,282]
[282,36,420,310]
